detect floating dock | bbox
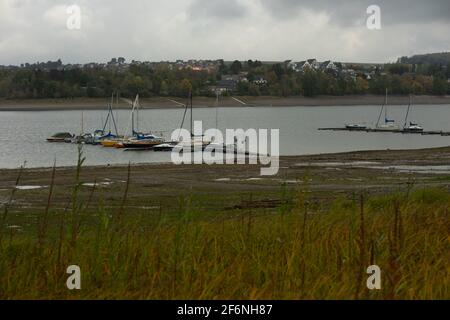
[318,128,450,136]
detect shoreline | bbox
[2,145,450,173]
[1,94,450,111]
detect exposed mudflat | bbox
[1,146,450,215]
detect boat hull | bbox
[403,128,424,133]
[46,138,66,142]
[101,140,121,147]
[122,141,163,149]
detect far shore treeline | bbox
[0,53,449,100]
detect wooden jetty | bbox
[318,127,450,136]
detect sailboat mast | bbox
[404,94,412,128]
[109,93,114,133]
[190,89,193,137]
[102,106,110,132]
[116,91,119,134]
[215,90,219,129]
[131,98,135,135]
[110,92,119,136]
[384,88,388,121]
[81,111,84,135]
[136,94,140,133]
[376,88,387,127]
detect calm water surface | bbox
[1,104,450,168]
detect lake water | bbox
[1,104,450,169]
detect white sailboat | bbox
[119,94,163,149]
[154,89,210,151]
[403,94,423,132]
[376,89,399,131]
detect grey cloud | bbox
[0,0,449,65]
[188,0,248,20]
[259,0,450,26]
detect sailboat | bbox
[101,92,126,147]
[154,90,210,151]
[92,93,121,144]
[71,111,93,144]
[403,94,423,132]
[344,90,367,130]
[203,91,238,153]
[118,94,163,149]
[376,89,399,131]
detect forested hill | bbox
[398,52,450,65]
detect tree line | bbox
[0,58,449,99]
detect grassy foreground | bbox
[0,152,449,300]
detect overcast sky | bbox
[1,0,449,65]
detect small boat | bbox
[121,134,164,149]
[47,132,74,142]
[377,118,399,131]
[72,133,95,144]
[94,131,122,145]
[345,124,367,130]
[404,122,424,133]
[153,141,179,151]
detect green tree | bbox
[230,60,242,74]
[180,79,192,96]
[248,83,261,96]
[301,70,319,97]
[433,77,447,95]
[159,80,169,96]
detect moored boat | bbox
[376,89,400,131]
[404,122,424,133]
[46,132,74,142]
[403,95,423,133]
[122,134,164,149]
[94,94,121,144]
[154,89,211,152]
[345,124,367,130]
[101,139,121,147]
[72,133,95,144]
[376,118,399,131]
[153,141,178,151]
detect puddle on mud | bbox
[82,182,113,187]
[15,185,47,190]
[295,161,450,175]
[365,165,450,174]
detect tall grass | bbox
[0,153,448,299]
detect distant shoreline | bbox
[0,94,450,111]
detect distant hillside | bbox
[398,52,450,65]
